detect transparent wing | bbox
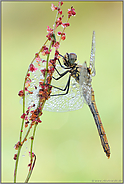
[22,31,95,112]
[44,76,84,112]
[79,62,92,105]
[44,63,84,112]
[23,60,46,111]
[78,31,96,105]
[89,31,96,77]
[22,59,84,112]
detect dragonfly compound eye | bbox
[68,53,77,64]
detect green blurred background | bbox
[1,1,122,183]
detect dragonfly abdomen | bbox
[89,88,110,158]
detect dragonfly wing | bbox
[44,76,84,112]
[89,31,96,77]
[23,59,84,112]
[79,62,92,105]
[43,62,84,112]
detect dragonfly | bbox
[25,31,110,158]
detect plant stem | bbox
[59,17,70,44]
[25,5,61,181]
[25,123,38,183]
[14,2,63,183]
[43,40,53,84]
[25,154,36,183]
[14,39,48,183]
[21,124,32,145]
[14,145,21,183]
[43,3,61,84]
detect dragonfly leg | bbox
[57,57,70,69]
[47,53,71,96]
[52,70,69,80]
[50,74,71,96]
[49,60,70,78]
[50,60,63,76]
[50,53,70,70]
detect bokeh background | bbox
[1,1,122,183]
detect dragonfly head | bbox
[63,53,77,67]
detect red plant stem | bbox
[26,5,61,180]
[14,39,48,183]
[14,1,75,182]
[58,17,70,44]
[25,154,36,183]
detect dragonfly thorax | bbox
[63,53,77,67]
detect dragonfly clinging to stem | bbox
[25,31,110,158]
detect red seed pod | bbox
[21,113,26,119]
[18,90,24,97]
[13,154,17,160]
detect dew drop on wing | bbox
[20,58,84,112]
[79,62,92,105]
[44,77,84,112]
